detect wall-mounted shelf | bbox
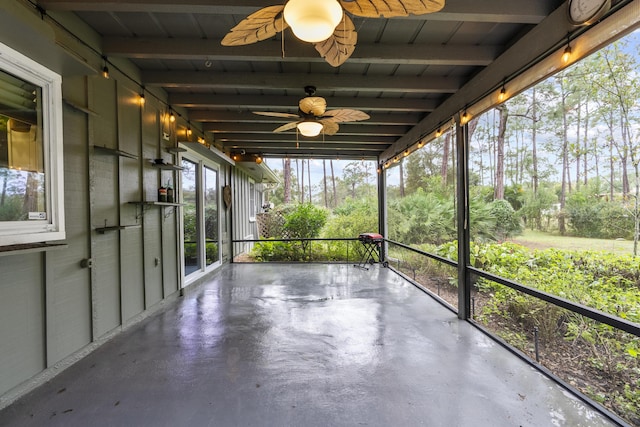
[64,98,98,116]
[128,201,183,207]
[128,201,184,220]
[93,145,139,160]
[94,224,141,234]
[166,146,187,153]
[151,162,183,171]
[0,242,68,257]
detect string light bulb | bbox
[255,155,263,164]
[404,149,410,157]
[169,111,176,123]
[138,92,145,106]
[460,110,469,125]
[562,44,572,64]
[435,128,442,137]
[562,34,572,64]
[101,56,109,79]
[498,86,506,102]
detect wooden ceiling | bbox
[39,0,577,162]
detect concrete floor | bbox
[0,264,618,427]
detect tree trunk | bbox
[295,159,301,203]
[323,160,328,207]
[441,132,449,186]
[307,159,312,202]
[300,159,305,203]
[494,105,507,200]
[283,158,291,204]
[583,103,589,186]
[634,162,639,257]
[399,159,405,197]
[330,160,337,208]
[559,79,569,235]
[531,87,539,196]
[576,100,581,190]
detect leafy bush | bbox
[489,199,523,241]
[322,197,378,239]
[283,203,328,239]
[599,202,634,240]
[566,192,604,237]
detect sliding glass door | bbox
[181,156,221,279]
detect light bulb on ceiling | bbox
[284,0,343,43]
[169,111,176,123]
[461,111,469,125]
[561,34,572,64]
[101,56,110,79]
[498,86,506,102]
[297,120,323,137]
[138,92,145,106]
[562,45,572,64]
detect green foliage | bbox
[283,203,328,239]
[566,191,604,237]
[489,199,523,241]
[599,202,634,240]
[322,197,378,239]
[388,188,456,245]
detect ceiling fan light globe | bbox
[284,0,343,43]
[297,120,324,137]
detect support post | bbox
[377,162,388,263]
[456,122,471,319]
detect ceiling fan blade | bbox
[314,14,357,67]
[319,121,340,135]
[221,5,288,46]
[299,97,327,116]
[340,0,445,18]
[322,109,370,123]
[273,121,299,133]
[253,111,300,118]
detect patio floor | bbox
[0,264,618,426]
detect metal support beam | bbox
[456,122,471,320]
[377,163,387,263]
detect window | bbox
[0,42,64,245]
[249,179,255,222]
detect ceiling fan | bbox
[221,0,445,67]
[253,86,370,137]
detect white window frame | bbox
[0,42,65,245]
[249,178,256,222]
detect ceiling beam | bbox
[144,71,461,93]
[104,37,499,66]
[215,133,396,144]
[221,142,388,151]
[170,94,438,112]
[40,0,551,23]
[188,110,422,126]
[203,122,409,136]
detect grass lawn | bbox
[508,229,637,255]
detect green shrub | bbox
[489,199,522,241]
[283,203,328,239]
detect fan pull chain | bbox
[296,128,299,149]
[281,11,286,59]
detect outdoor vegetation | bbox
[250,30,640,424]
